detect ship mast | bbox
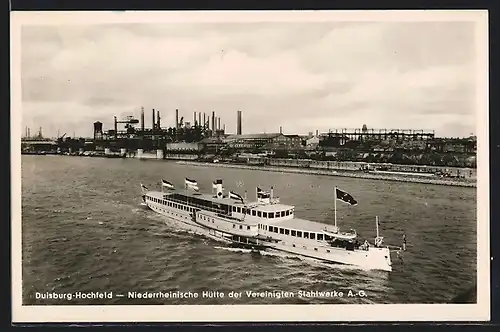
[334,186,337,227]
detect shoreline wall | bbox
[174,161,476,188]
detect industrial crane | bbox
[114,115,140,135]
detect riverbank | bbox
[174,161,476,188]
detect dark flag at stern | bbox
[335,188,358,206]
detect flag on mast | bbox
[161,179,174,189]
[257,187,270,199]
[185,178,199,191]
[229,191,244,203]
[212,179,222,190]
[335,188,358,206]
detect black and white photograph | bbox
[12,10,489,322]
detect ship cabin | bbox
[256,216,361,251]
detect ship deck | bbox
[147,190,294,211]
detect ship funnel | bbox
[213,179,224,199]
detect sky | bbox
[20,19,479,138]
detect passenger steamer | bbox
[140,178,403,272]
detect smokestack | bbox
[194,111,197,126]
[157,110,161,129]
[280,126,282,134]
[223,124,226,133]
[207,116,210,133]
[316,129,319,136]
[175,109,179,130]
[141,106,145,132]
[212,111,215,132]
[237,110,242,135]
[152,109,155,131]
[218,117,221,131]
[28,128,30,138]
[114,116,118,138]
[203,113,206,129]
[198,112,201,127]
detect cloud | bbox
[19,21,479,138]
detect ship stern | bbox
[366,247,392,272]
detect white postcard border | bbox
[11,10,490,323]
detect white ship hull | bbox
[147,199,233,244]
[145,195,393,272]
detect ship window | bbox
[279,228,284,234]
[252,210,256,216]
[303,232,309,238]
[297,231,302,237]
[247,226,250,230]
[292,244,295,247]
[291,230,296,236]
[310,233,315,240]
[239,225,242,229]
[281,211,286,217]
[286,210,290,216]
[263,212,268,218]
[265,225,268,231]
[314,248,318,251]
[268,212,274,218]
[268,226,273,232]
[243,208,246,214]
[325,235,331,241]
[258,211,262,217]
[285,229,290,235]
[317,234,324,241]
[274,227,279,233]
[237,207,241,213]
[247,209,250,214]
[326,250,330,253]
[233,224,235,228]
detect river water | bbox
[21,155,477,305]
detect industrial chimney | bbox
[237,110,242,135]
[141,106,145,132]
[152,109,156,131]
[157,110,161,129]
[194,111,197,126]
[198,113,201,127]
[203,113,206,129]
[175,109,179,130]
[280,126,282,134]
[212,111,215,132]
[218,117,221,131]
[114,116,118,138]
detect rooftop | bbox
[226,133,282,140]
